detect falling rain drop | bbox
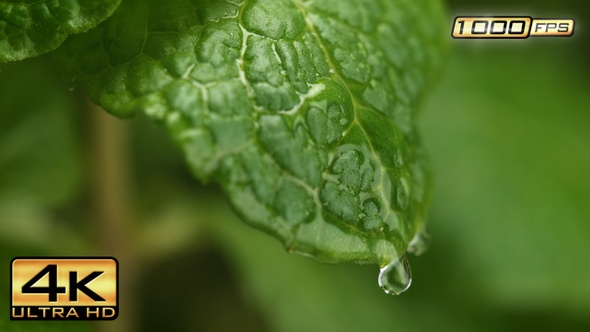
[407,228,431,256]
[378,255,412,295]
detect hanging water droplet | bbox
[378,255,412,295]
[407,228,431,256]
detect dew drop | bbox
[378,255,412,295]
[407,228,431,256]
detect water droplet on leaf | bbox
[407,228,431,256]
[378,255,412,295]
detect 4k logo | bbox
[10,257,118,320]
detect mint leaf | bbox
[60,0,447,266]
[0,0,121,62]
[204,199,485,332]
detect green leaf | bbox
[59,0,447,266]
[196,196,485,332]
[0,0,121,62]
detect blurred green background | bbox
[1,0,590,331]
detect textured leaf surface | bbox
[61,0,446,266]
[0,0,121,62]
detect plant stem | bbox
[89,101,137,332]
